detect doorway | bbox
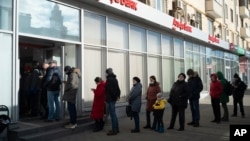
[18,36,81,121]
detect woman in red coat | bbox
[210,73,223,124]
[91,77,106,132]
[144,75,161,129]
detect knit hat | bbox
[106,68,113,75]
[64,66,71,72]
[157,93,163,100]
[234,73,239,78]
[186,69,194,75]
[178,73,186,79]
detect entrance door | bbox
[225,67,231,82]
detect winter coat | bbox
[128,83,142,112]
[153,98,167,110]
[146,83,161,111]
[105,74,121,102]
[45,66,63,91]
[216,71,229,103]
[91,81,106,120]
[187,76,203,100]
[232,78,246,99]
[62,68,81,104]
[209,74,223,99]
[168,80,190,108]
[30,67,42,92]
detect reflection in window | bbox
[0,0,12,30]
[163,57,174,93]
[19,0,80,41]
[173,38,184,58]
[108,18,128,49]
[130,25,146,52]
[162,35,172,56]
[147,30,160,54]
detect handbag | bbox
[125,105,133,119]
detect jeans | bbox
[189,99,200,123]
[107,101,119,132]
[47,90,60,120]
[132,112,140,130]
[67,102,77,124]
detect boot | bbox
[100,119,105,130]
[158,125,164,133]
[93,121,100,132]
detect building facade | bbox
[0,0,249,122]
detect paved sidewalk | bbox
[53,93,250,141]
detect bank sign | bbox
[97,0,229,50]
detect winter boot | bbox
[158,126,164,133]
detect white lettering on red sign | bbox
[110,0,137,11]
[172,18,192,33]
[208,35,220,43]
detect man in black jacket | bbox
[186,69,203,127]
[105,68,121,136]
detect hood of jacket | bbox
[73,68,81,78]
[216,71,225,80]
[211,73,218,80]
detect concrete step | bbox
[18,122,93,141]
[8,115,94,141]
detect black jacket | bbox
[233,79,246,99]
[187,76,203,100]
[168,80,191,108]
[105,74,120,102]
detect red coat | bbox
[91,81,106,120]
[146,83,161,111]
[210,74,223,99]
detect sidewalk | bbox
[53,93,250,141]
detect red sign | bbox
[172,18,192,33]
[110,0,137,11]
[208,35,220,43]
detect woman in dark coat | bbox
[128,77,142,133]
[91,77,106,132]
[167,73,191,131]
[144,75,161,129]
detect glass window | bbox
[162,34,172,56]
[230,9,233,22]
[193,53,200,74]
[84,12,106,45]
[208,19,213,35]
[196,11,202,30]
[148,56,161,88]
[185,51,193,70]
[225,4,228,19]
[200,54,207,91]
[129,25,146,52]
[174,59,185,77]
[0,0,12,30]
[147,30,160,54]
[19,0,80,41]
[186,42,192,51]
[108,18,128,49]
[163,57,174,94]
[108,51,128,102]
[200,45,206,54]
[0,33,12,109]
[173,38,184,58]
[193,44,200,52]
[84,48,103,107]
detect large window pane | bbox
[163,57,174,94]
[147,30,160,54]
[108,51,128,102]
[84,48,102,107]
[108,18,128,49]
[200,55,207,91]
[162,34,172,56]
[186,42,192,51]
[174,59,185,77]
[19,0,80,41]
[148,56,161,85]
[173,38,184,58]
[0,33,12,109]
[193,53,200,74]
[0,0,12,30]
[185,51,193,69]
[129,25,146,52]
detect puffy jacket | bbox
[146,83,161,111]
[216,71,229,103]
[153,99,167,110]
[45,66,63,91]
[105,73,120,102]
[187,76,203,100]
[128,83,142,112]
[210,74,222,99]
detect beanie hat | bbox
[64,66,71,72]
[186,69,194,75]
[234,73,239,78]
[157,93,163,99]
[106,68,113,75]
[178,73,186,79]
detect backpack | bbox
[224,80,233,96]
[240,81,247,91]
[48,73,61,91]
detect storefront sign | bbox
[229,43,245,56]
[208,35,220,43]
[110,0,137,11]
[172,18,192,33]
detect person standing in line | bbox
[91,77,106,132]
[128,77,142,133]
[210,73,223,124]
[152,93,167,133]
[217,71,229,122]
[231,73,246,118]
[186,69,203,127]
[40,62,50,120]
[105,68,121,136]
[44,60,63,122]
[62,66,81,129]
[143,76,161,130]
[167,73,190,131]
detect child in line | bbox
[153,93,167,133]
